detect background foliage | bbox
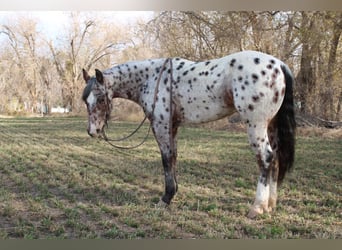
[0,11,341,121]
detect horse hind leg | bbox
[267,120,279,212]
[246,122,275,218]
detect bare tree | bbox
[1,17,50,113]
[46,13,130,112]
[0,11,340,122]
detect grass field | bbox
[0,116,341,239]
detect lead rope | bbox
[103,58,172,150]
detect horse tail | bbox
[276,64,296,183]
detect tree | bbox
[46,13,130,112]
[1,16,50,113]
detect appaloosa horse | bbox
[82,50,296,218]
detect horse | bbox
[82,50,296,218]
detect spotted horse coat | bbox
[82,50,296,218]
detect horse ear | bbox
[95,69,104,85]
[82,68,90,83]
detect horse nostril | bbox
[96,129,101,134]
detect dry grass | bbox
[0,116,341,239]
[297,127,342,139]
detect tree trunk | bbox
[324,15,341,120]
[296,12,319,114]
[336,91,342,121]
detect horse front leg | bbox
[153,123,179,207]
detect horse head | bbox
[82,68,112,138]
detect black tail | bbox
[277,64,296,183]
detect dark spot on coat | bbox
[270,81,275,89]
[248,104,254,111]
[183,70,189,76]
[254,58,260,64]
[252,74,259,83]
[190,66,196,71]
[205,61,211,66]
[238,76,243,82]
[176,62,185,70]
[252,95,260,102]
[270,59,276,64]
[281,87,285,96]
[238,65,243,70]
[267,64,273,70]
[210,65,218,71]
[230,59,236,67]
[261,70,266,76]
[273,91,279,103]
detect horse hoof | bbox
[156,199,169,209]
[247,208,262,219]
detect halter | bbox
[101,58,173,150]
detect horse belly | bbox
[179,91,236,124]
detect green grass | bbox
[0,116,341,239]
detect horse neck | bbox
[105,59,166,104]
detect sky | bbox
[0,11,154,40]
